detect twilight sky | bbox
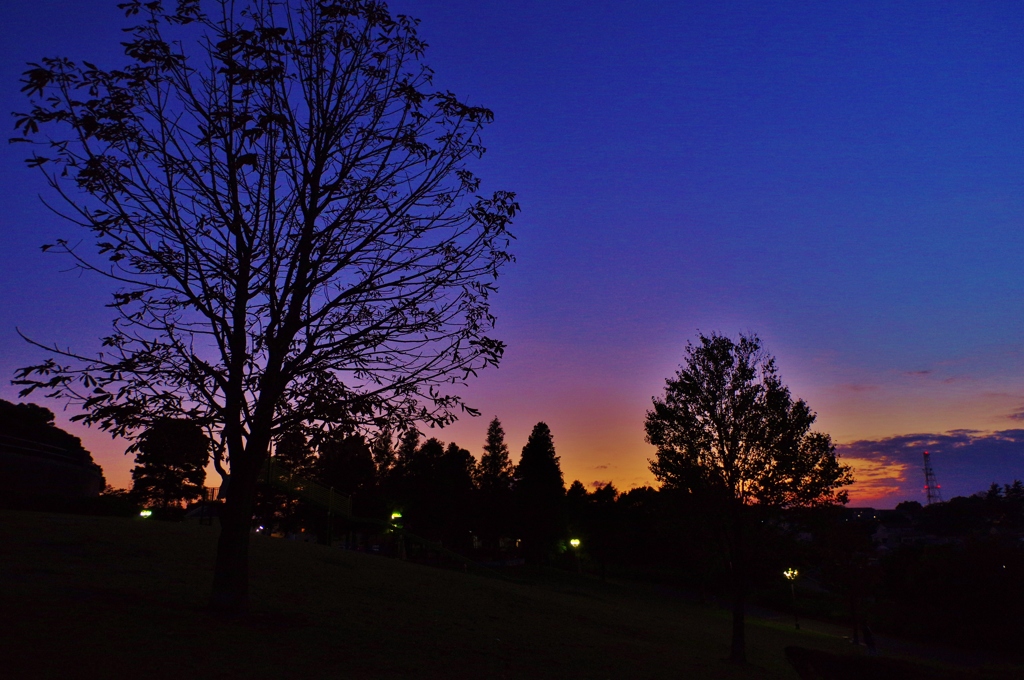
[1,0,1023,507]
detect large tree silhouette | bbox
[514,422,565,563]
[14,0,516,612]
[645,332,852,663]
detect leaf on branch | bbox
[20,65,54,97]
[117,1,142,17]
[233,153,258,170]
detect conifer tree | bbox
[476,417,515,550]
[478,417,514,492]
[514,422,566,563]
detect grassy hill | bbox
[0,511,1014,679]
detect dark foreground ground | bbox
[1,511,1020,680]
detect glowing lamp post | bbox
[391,511,405,560]
[570,538,582,574]
[139,509,153,519]
[784,568,800,630]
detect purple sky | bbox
[2,1,1023,507]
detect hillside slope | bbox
[0,511,999,679]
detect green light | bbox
[139,509,153,518]
[569,538,581,548]
[391,511,402,520]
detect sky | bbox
[1,0,1023,507]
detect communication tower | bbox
[923,450,943,505]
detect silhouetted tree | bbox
[389,437,467,542]
[0,399,106,504]
[274,429,316,476]
[479,417,514,490]
[514,422,566,564]
[14,0,516,612]
[587,482,618,579]
[566,480,590,535]
[437,441,478,550]
[130,419,210,508]
[257,428,314,535]
[0,399,102,472]
[385,429,419,507]
[315,432,376,498]
[370,429,397,481]
[477,417,515,549]
[645,332,852,663]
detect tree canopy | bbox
[646,333,851,510]
[130,418,210,508]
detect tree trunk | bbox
[728,502,747,663]
[210,495,252,613]
[850,589,861,645]
[209,445,264,614]
[730,580,747,663]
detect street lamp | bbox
[391,511,405,559]
[784,568,800,630]
[139,509,153,519]
[570,538,581,574]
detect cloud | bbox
[593,464,609,470]
[844,457,910,504]
[590,480,611,489]
[838,383,879,393]
[838,429,1024,507]
[1008,407,1024,421]
[904,370,932,377]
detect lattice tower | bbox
[923,450,943,505]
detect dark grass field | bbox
[1,511,1019,680]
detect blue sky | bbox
[1,0,1022,505]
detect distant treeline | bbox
[253,422,1024,656]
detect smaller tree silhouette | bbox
[130,420,210,509]
[477,417,515,549]
[479,417,515,489]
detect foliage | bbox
[130,418,210,508]
[274,429,316,477]
[646,333,852,509]
[314,432,376,498]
